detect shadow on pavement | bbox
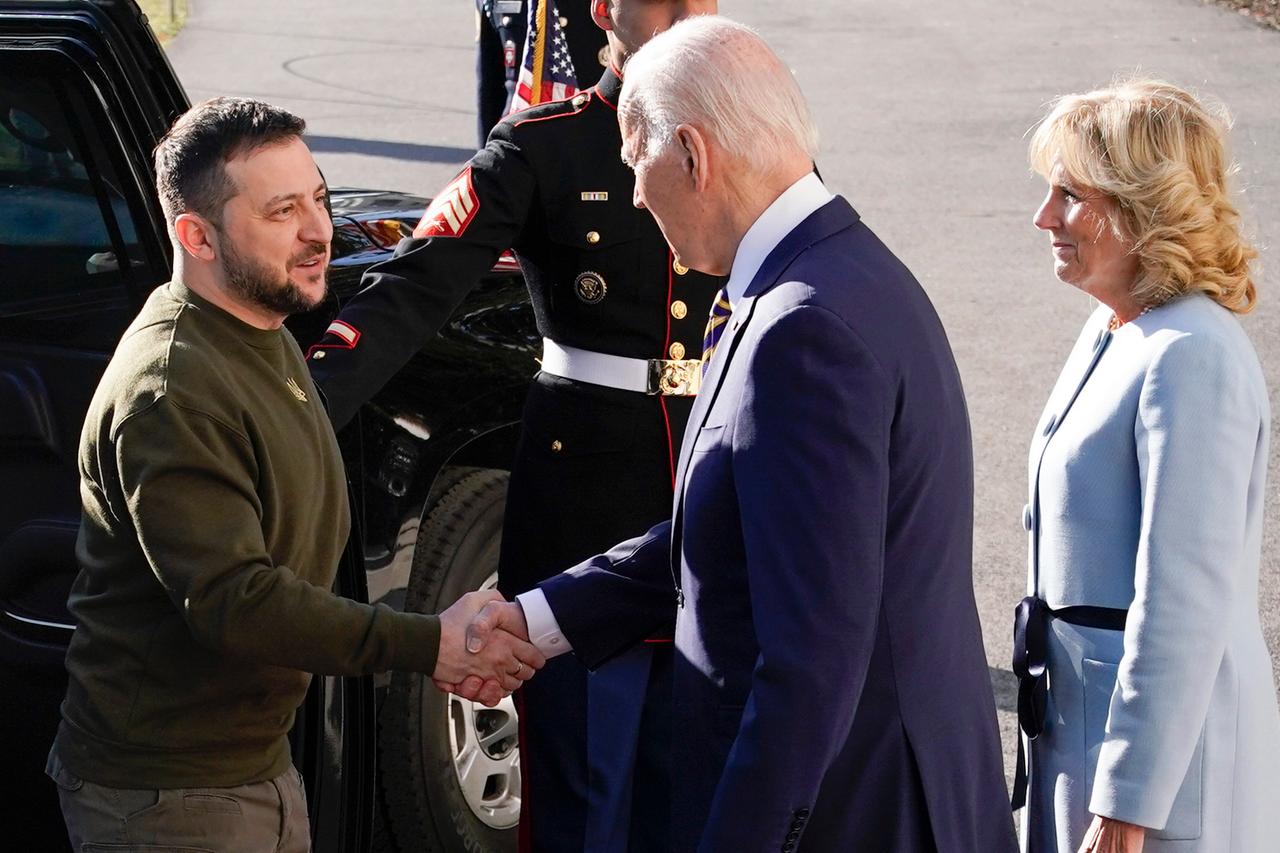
[306,135,475,163]
[990,665,1017,713]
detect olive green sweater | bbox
[54,281,440,788]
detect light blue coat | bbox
[1020,293,1280,853]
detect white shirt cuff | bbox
[515,589,573,658]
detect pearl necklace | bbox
[1108,305,1152,331]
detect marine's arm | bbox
[309,120,538,429]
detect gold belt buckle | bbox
[647,358,701,396]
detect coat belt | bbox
[1010,597,1127,810]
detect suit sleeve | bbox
[537,519,679,669]
[699,305,892,852]
[309,119,537,429]
[1089,333,1262,829]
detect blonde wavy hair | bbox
[1028,77,1258,313]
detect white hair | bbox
[619,16,819,173]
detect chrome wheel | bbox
[446,571,522,829]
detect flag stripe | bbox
[508,1,581,114]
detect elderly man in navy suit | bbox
[455,16,1017,852]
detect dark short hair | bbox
[154,97,306,228]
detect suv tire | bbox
[380,468,518,853]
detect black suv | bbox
[0,2,537,851]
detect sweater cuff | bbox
[389,612,441,675]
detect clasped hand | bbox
[433,591,542,707]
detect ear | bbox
[174,212,218,262]
[674,124,710,192]
[591,1,613,31]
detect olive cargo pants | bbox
[46,748,311,853]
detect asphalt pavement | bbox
[166,0,1280,780]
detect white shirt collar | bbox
[723,171,834,306]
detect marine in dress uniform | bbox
[308,65,721,853]
[475,0,528,147]
[475,0,608,147]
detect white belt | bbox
[540,339,701,396]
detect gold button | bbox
[586,230,600,244]
[311,350,326,360]
[669,342,686,360]
[670,300,688,320]
[673,260,689,275]
[551,440,563,453]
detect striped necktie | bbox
[701,288,732,379]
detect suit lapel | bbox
[668,197,861,575]
[673,293,758,489]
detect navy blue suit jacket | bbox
[540,198,1016,852]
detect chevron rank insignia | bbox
[414,167,479,238]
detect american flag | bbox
[509,0,580,112]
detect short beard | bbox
[220,234,328,316]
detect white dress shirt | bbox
[516,171,835,657]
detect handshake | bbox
[433,591,545,706]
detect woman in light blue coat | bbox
[1016,78,1280,853]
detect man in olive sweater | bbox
[45,98,543,852]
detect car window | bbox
[0,61,151,348]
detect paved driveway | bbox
[168,0,1280,779]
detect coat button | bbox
[669,342,686,360]
[586,230,600,244]
[501,15,511,26]
[673,259,689,275]
[559,15,569,27]
[551,440,563,453]
[1022,504,1033,531]
[1042,413,1057,436]
[671,300,688,319]
[311,350,326,360]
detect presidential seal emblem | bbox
[574,271,607,304]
